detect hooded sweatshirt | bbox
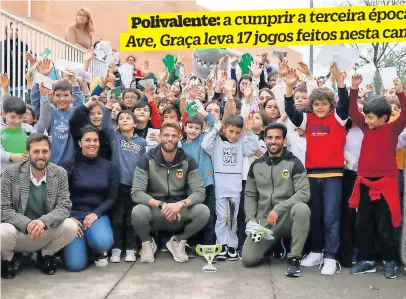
[102,107,146,186]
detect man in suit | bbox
[1,133,76,279]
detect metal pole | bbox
[309,0,314,73]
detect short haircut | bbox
[308,87,336,113]
[122,88,141,100]
[258,111,272,127]
[26,133,51,151]
[363,95,392,121]
[264,123,287,139]
[3,96,26,115]
[185,114,204,129]
[160,121,181,134]
[158,98,169,107]
[388,97,400,108]
[293,86,308,97]
[224,114,244,129]
[133,101,151,113]
[53,81,73,95]
[117,110,136,123]
[26,104,36,118]
[163,104,181,120]
[87,100,104,112]
[79,124,100,139]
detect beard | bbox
[30,157,49,171]
[161,141,178,153]
[267,144,283,155]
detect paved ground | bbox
[1,252,406,299]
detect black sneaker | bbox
[1,259,17,279]
[37,254,57,275]
[383,261,397,279]
[186,245,198,259]
[350,260,376,275]
[285,258,301,278]
[215,245,228,262]
[227,247,240,261]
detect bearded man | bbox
[241,123,311,278]
[1,133,76,279]
[131,122,208,264]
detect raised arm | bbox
[201,119,221,157]
[34,85,52,133]
[102,98,118,144]
[331,63,349,122]
[349,74,366,130]
[284,67,305,129]
[391,78,406,135]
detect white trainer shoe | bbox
[166,236,189,263]
[300,252,323,267]
[140,238,157,263]
[320,258,341,275]
[124,250,137,262]
[95,252,109,267]
[110,248,121,263]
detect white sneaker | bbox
[110,248,121,263]
[320,258,341,275]
[166,236,189,263]
[300,252,323,267]
[95,252,109,267]
[140,238,157,263]
[124,250,137,262]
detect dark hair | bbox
[234,99,242,111]
[126,55,136,62]
[133,101,152,113]
[257,111,272,127]
[26,133,51,151]
[308,87,336,113]
[224,114,244,129]
[185,114,204,129]
[158,98,169,107]
[122,88,141,101]
[388,97,400,108]
[114,101,126,110]
[26,104,36,119]
[117,110,136,124]
[53,81,73,95]
[163,104,181,120]
[363,95,392,122]
[237,74,252,99]
[79,124,100,140]
[172,79,182,95]
[3,96,26,115]
[160,121,181,134]
[264,123,287,139]
[259,87,275,100]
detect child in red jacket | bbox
[348,74,405,279]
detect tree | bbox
[340,0,406,92]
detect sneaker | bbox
[37,254,57,275]
[110,248,121,263]
[1,259,16,279]
[383,260,397,279]
[285,258,301,278]
[124,250,137,262]
[140,238,157,263]
[350,260,376,275]
[186,244,198,259]
[300,252,323,267]
[166,236,189,263]
[215,245,228,262]
[95,252,109,267]
[320,258,341,275]
[227,247,240,261]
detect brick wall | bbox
[2,1,302,73]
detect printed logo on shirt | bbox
[53,117,69,140]
[1,133,8,140]
[176,169,184,179]
[282,169,290,180]
[121,139,141,153]
[222,147,237,165]
[310,124,330,137]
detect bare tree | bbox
[341,0,406,92]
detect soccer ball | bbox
[251,232,262,243]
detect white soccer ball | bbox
[251,232,262,243]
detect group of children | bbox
[1,50,405,279]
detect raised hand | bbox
[25,52,35,65]
[1,73,10,91]
[297,61,311,77]
[243,81,253,98]
[244,116,253,132]
[284,67,297,87]
[250,60,262,78]
[83,48,94,62]
[37,58,53,76]
[278,57,289,78]
[142,60,150,74]
[224,79,235,97]
[394,76,403,93]
[351,74,363,89]
[188,84,198,100]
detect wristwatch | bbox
[181,200,187,208]
[158,201,165,210]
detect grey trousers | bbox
[131,204,210,242]
[242,202,311,267]
[1,218,77,261]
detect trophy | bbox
[196,244,223,272]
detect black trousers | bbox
[338,170,357,267]
[237,180,247,249]
[356,179,400,261]
[110,184,138,250]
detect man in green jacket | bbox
[242,123,311,278]
[131,122,209,264]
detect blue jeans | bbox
[309,177,342,259]
[64,211,113,272]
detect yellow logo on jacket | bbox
[176,169,184,179]
[282,169,289,180]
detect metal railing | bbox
[0,9,106,101]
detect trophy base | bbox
[202,264,218,272]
